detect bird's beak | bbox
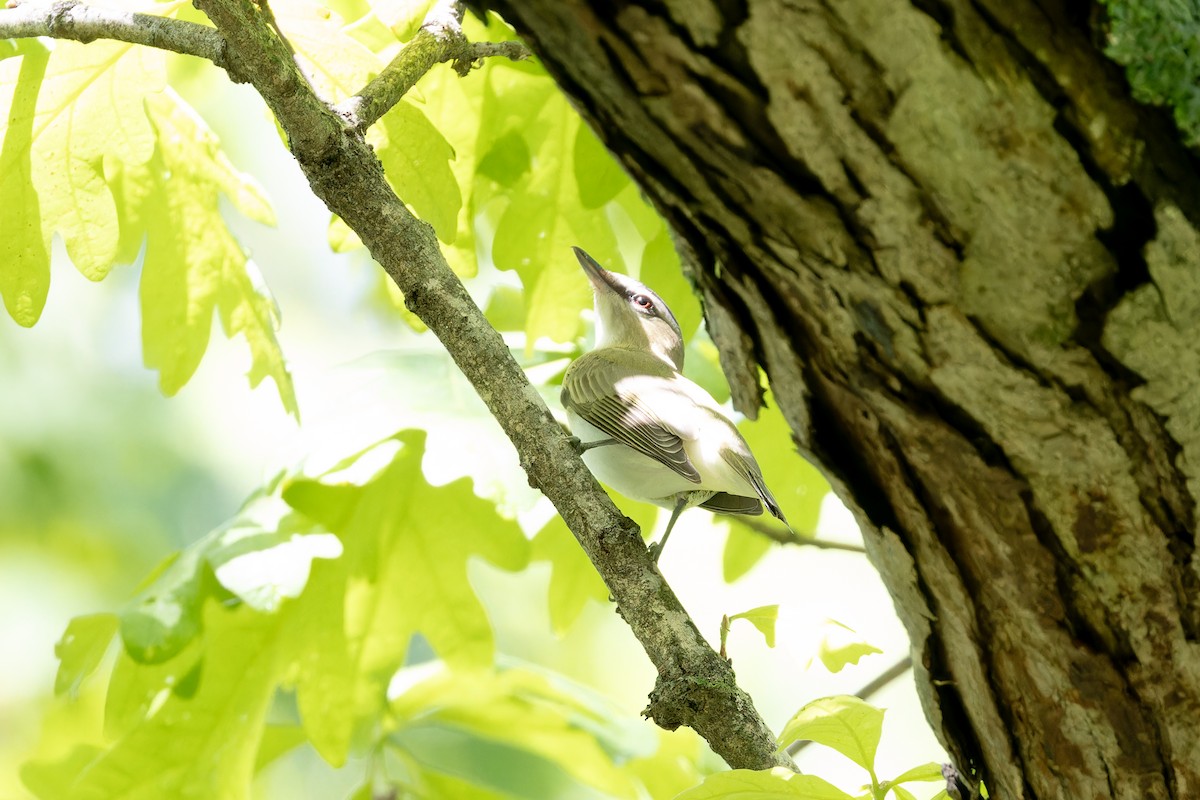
[573,247,623,297]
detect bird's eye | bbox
[632,294,654,311]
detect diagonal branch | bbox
[1,0,791,772]
[735,516,868,553]
[0,0,231,71]
[335,1,531,132]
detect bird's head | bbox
[573,246,685,371]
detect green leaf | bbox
[891,787,919,800]
[104,636,204,739]
[131,90,294,416]
[624,729,708,800]
[0,22,295,410]
[684,334,733,405]
[0,36,164,312]
[887,762,946,786]
[64,604,285,800]
[253,725,308,772]
[573,122,629,209]
[285,430,529,668]
[118,543,210,665]
[639,224,703,339]
[0,41,50,327]
[674,768,855,800]
[54,613,118,697]
[276,0,379,102]
[389,664,646,798]
[728,605,779,648]
[487,68,624,346]
[738,389,829,534]
[816,620,883,673]
[21,746,104,800]
[296,1,461,250]
[117,490,336,664]
[723,522,774,583]
[477,128,532,186]
[291,350,544,515]
[777,696,885,774]
[376,99,462,244]
[531,516,610,634]
[281,431,530,764]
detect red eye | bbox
[632,294,654,310]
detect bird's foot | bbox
[570,436,618,454]
[647,541,663,563]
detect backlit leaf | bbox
[486,67,624,346]
[816,620,883,673]
[530,516,609,635]
[388,664,646,798]
[886,761,946,786]
[728,605,779,648]
[723,522,774,583]
[674,768,855,800]
[739,390,829,535]
[574,121,629,209]
[54,613,118,698]
[131,90,294,415]
[282,430,530,762]
[66,604,283,800]
[0,32,164,323]
[777,695,884,774]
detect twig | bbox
[786,655,914,756]
[0,0,232,73]
[735,516,868,553]
[336,0,530,131]
[0,0,793,773]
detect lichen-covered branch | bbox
[0,0,230,71]
[0,0,790,772]
[336,0,531,131]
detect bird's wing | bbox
[720,446,789,526]
[699,492,763,516]
[562,353,702,484]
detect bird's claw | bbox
[647,541,663,563]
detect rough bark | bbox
[489,1,1200,798]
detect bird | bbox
[561,246,789,563]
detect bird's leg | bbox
[648,496,689,563]
[569,436,619,454]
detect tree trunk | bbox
[488,1,1200,797]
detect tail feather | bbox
[700,492,763,515]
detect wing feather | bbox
[720,447,788,524]
[563,352,701,483]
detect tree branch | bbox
[0,0,231,72]
[335,0,531,132]
[0,0,792,773]
[735,517,868,554]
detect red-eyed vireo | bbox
[562,247,789,562]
